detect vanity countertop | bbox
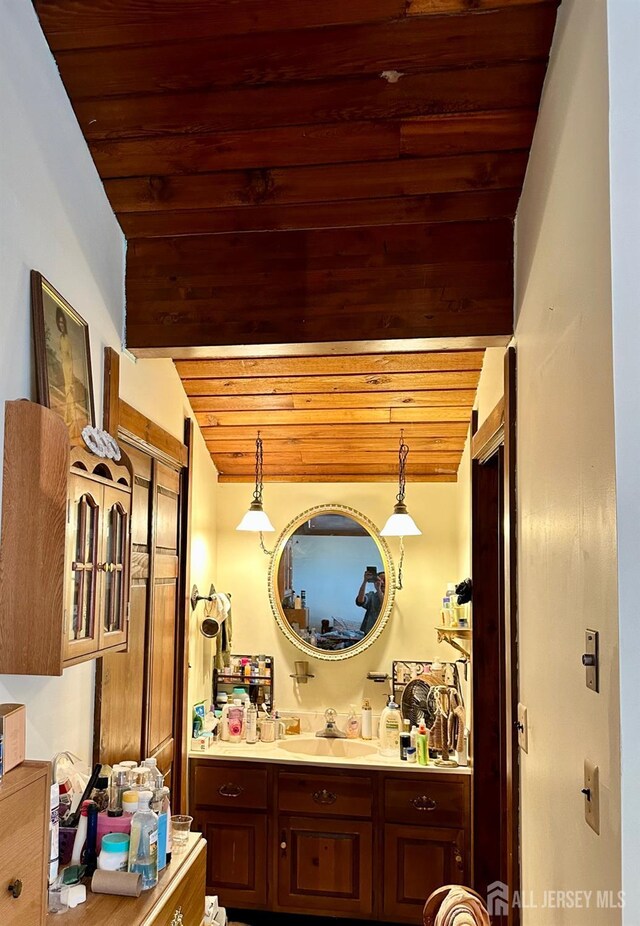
[189,732,472,774]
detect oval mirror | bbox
[268,505,395,661]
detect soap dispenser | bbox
[379,696,402,757]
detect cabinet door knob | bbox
[7,879,23,899]
[312,788,337,805]
[411,795,437,812]
[218,782,243,798]
[453,846,464,871]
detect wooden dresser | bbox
[0,761,50,926]
[46,833,206,926]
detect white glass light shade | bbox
[380,504,422,537]
[236,502,275,533]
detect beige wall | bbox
[214,480,465,717]
[514,0,622,920]
[0,0,219,765]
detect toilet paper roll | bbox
[91,870,143,897]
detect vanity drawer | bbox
[383,776,468,828]
[278,771,373,818]
[192,762,268,811]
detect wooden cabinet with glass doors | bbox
[64,448,132,666]
[0,400,132,675]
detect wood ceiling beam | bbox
[35,1,555,52]
[90,111,537,180]
[218,474,457,483]
[127,221,513,277]
[214,450,462,466]
[120,189,521,238]
[215,461,459,475]
[130,262,512,304]
[176,351,483,379]
[194,407,473,427]
[198,423,471,441]
[75,62,548,141]
[105,152,528,215]
[52,8,556,99]
[182,371,480,396]
[205,438,466,453]
[188,391,476,412]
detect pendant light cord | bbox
[397,536,405,591]
[255,434,273,555]
[396,429,408,506]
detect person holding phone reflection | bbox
[355,568,386,635]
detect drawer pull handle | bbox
[218,782,244,798]
[7,879,23,899]
[411,795,437,812]
[312,788,337,805]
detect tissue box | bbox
[0,703,25,773]
[191,732,213,752]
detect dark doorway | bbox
[471,348,519,924]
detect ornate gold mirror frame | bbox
[268,504,396,661]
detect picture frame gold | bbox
[31,270,96,444]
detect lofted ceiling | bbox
[34,0,558,481]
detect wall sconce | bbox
[236,432,275,554]
[380,430,421,589]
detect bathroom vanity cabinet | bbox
[190,757,470,923]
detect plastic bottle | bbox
[122,791,139,815]
[227,699,245,742]
[417,723,430,766]
[97,833,130,872]
[220,702,230,741]
[152,786,169,871]
[81,801,99,875]
[143,758,164,791]
[379,698,402,757]
[245,703,258,744]
[90,775,110,813]
[108,766,128,817]
[71,800,91,865]
[345,705,360,739]
[361,699,373,740]
[410,725,418,750]
[300,590,306,608]
[400,732,411,761]
[128,790,158,891]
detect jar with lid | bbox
[97,833,130,871]
[131,766,152,790]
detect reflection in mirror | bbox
[270,506,395,660]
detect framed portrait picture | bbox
[31,270,96,443]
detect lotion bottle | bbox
[417,723,430,766]
[345,705,360,739]
[361,699,373,740]
[379,698,402,757]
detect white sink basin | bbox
[277,738,378,759]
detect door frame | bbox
[471,346,519,922]
[95,347,192,812]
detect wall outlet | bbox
[517,703,528,753]
[584,760,600,835]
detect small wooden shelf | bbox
[436,626,472,660]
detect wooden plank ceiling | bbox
[35,0,558,355]
[176,349,482,482]
[34,0,557,481]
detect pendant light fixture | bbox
[380,429,421,589]
[236,432,275,554]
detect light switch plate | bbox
[517,703,528,753]
[584,760,600,835]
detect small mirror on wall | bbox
[268,505,395,661]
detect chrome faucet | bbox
[316,707,346,738]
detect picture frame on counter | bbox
[31,270,96,444]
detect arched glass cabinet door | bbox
[100,486,130,651]
[64,475,101,662]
